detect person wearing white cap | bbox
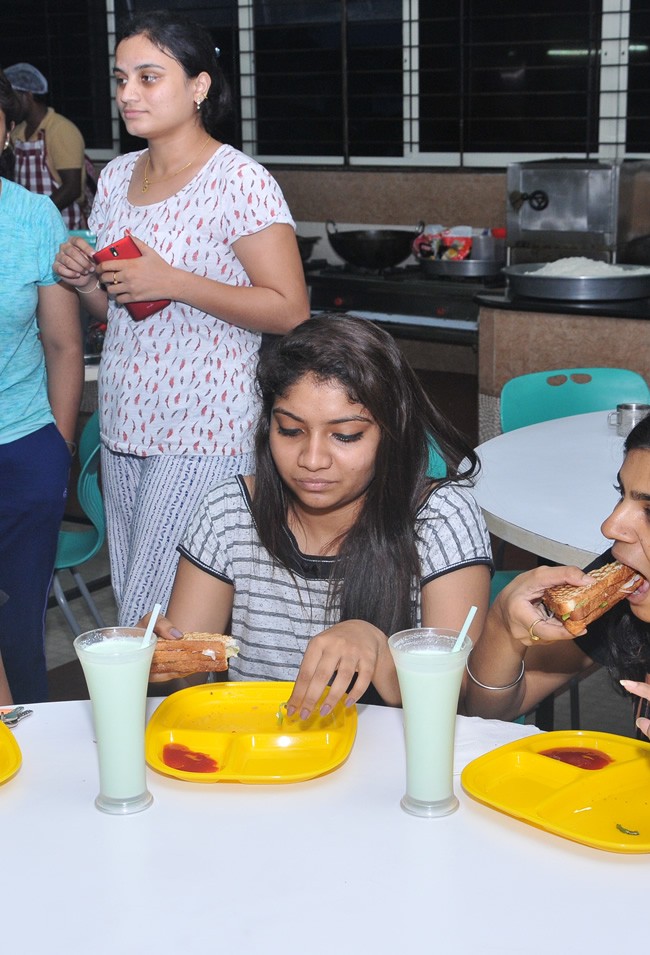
[5,62,88,228]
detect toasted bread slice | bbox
[150,632,239,675]
[543,561,643,635]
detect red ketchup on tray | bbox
[162,742,219,773]
[540,747,613,770]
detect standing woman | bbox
[54,11,310,626]
[0,70,83,703]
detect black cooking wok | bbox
[326,220,425,270]
[296,235,320,263]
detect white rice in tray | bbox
[528,257,650,277]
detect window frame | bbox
[93,0,645,169]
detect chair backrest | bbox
[500,367,650,432]
[54,415,105,571]
[427,437,447,478]
[76,445,105,548]
[78,410,100,467]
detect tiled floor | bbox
[44,367,636,736]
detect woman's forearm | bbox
[38,284,84,442]
[464,565,597,720]
[464,609,529,720]
[45,346,84,442]
[75,279,109,322]
[168,223,309,334]
[175,274,309,333]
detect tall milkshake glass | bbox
[74,627,157,815]
[388,628,472,817]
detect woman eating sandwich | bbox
[465,412,650,738]
[145,313,492,718]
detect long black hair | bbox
[251,313,480,637]
[607,412,650,684]
[115,10,232,138]
[0,69,19,180]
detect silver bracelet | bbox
[465,653,525,691]
[78,279,101,295]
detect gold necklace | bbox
[141,136,211,193]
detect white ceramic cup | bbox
[608,403,650,437]
[388,628,472,817]
[74,627,157,814]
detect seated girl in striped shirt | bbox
[147,314,492,718]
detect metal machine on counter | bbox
[506,158,650,265]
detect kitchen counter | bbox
[477,300,650,441]
[476,291,650,320]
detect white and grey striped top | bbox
[179,476,492,683]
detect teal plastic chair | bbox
[494,366,650,590]
[427,438,447,479]
[500,367,650,433]
[51,412,107,636]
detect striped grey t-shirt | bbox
[179,475,492,683]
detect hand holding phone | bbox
[92,234,171,321]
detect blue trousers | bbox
[0,424,70,702]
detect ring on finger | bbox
[527,619,543,642]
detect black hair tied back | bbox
[116,9,232,137]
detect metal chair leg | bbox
[71,568,107,629]
[51,572,83,637]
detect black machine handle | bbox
[508,189,549,212]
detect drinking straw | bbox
[140,603,161,648]
[452,605,477,651]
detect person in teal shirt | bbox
[0,69,83,703]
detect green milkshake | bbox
[74,628,157,815]
[388,628,472,817]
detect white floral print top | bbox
[89,143,295,457]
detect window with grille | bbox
[3,1,650,167]
[0,0,112,156]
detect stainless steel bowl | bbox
[503,262,650,301]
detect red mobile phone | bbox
[92,234,171,321]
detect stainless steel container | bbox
[506,159,650,265]
[502,262,650,301]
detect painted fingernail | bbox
[300,708,310,720]
[320,703,331,717]
[170,628,183,639]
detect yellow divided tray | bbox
[145,681,357,784]
[0,721,22,785]
[462,730,650,853]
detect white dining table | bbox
[472,410,625,566]
[2,698,645,954]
